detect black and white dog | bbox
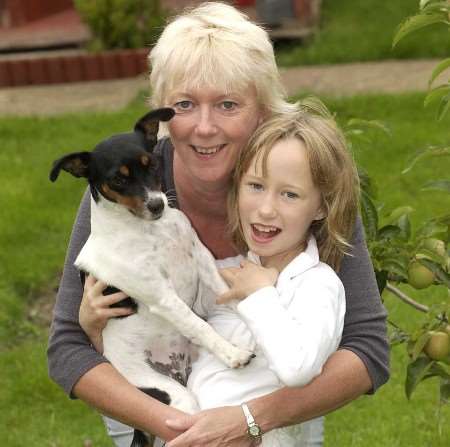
[50,108,253,446]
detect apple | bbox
[407,261,435,289]
[423,331,450,361]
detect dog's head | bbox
[50,108,175,220]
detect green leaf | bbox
[412,332,432,361]
[383,206,415,225]
[402,145,450,174]
[440,378,450,404]
[421,179,450,193]
[398,214,411,240]
[415,247,447,265]
[378,225,403,240]
[424,84,450,108]
[360,190,378,241]
[429,58,450,87]
[437,91,450,120]
[405,356,434,399]
[375,270,388,294]
[381,258,409,279]
[415,221,449,240]
[346,118,391,136]
[393,12,449,48]
[421,1,450,14]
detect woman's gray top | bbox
[47,138,389,397]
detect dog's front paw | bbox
[171,392,200,414]
[221,345,255,369]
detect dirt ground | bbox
[0,59,442,117]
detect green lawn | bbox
[276,0,450,66]
[1,92,449,446]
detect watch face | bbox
[249,425,261,437]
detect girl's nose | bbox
[194,106,218,137]
[257,194,277,219]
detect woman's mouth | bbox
[190,144,226,157]
[251,223,281,243]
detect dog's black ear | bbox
[134,108,175,152]
[49,152,91,182]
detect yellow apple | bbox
[423,331,450,361]
[407,262,435,289]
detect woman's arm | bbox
[46,189,183,440]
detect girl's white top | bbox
[188,235,345,446]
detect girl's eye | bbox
[220,101,237,111]
[283,191,299,199]
[248,182,263,191]
[174,100,193,112]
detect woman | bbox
[47,3,389,446]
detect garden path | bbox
[0,59,443,116]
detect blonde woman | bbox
[48,3,389,446]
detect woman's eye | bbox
[174,100,193,112]
[220,101,237,111]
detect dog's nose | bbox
[147,198,165,217]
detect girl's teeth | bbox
[254,224,279,232]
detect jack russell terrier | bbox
[50,108,253,447]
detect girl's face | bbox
[167,86,263,186]
[238,137,324,271]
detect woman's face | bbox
[166,86,263,185]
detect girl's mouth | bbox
[190,144,226,157]
[251,223,281,243]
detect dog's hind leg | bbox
[131,429,153,447]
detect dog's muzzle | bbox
[147,198,165,219]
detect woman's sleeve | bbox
[47,189,109,397]
[338,216,390,393]
[236,271,345,388]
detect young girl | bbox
[184,101,359,446]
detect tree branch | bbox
[385,282,430,313]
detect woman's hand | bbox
[79,274,133,353]
[165,406,253,447]
[217,260,278,304]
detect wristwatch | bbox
[241,402,262,443]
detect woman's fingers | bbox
[109,306,136,318]
[91,277,108,296]
[101,291,129,307]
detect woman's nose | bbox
[194,107,218,136]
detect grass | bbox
[276,0,450,66]
[1,92,449,446]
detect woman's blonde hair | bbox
[228,98,360,271]
[149,2,296,115]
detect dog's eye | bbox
[110,176,127,188]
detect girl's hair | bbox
[149,2,296,115]
[228,98,360,271]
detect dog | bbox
[50,108,253,447]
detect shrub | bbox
[74,0,167,51]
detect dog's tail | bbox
[130,388,171,447]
